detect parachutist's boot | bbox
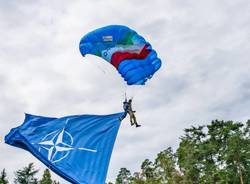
[135,123,141,128]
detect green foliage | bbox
[39,168,59,184]
[115,168,132,184]
[110,119,250,184]
[52,181,59,184]
[11,164,59,184]
[177,120,250,184]
[114,148,183,184]
[154,148,183,184]
[40,169,51,184]
[0,169,8,184]
[14,163,39,184]
[2,119,249,184]
[39,169,53,184]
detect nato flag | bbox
[5,112,124,184]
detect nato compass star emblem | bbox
[33,119,97,164]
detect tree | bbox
[113,119,250,184]
[131,172,144,184]
[243,120,250,184]
[131,159,161,184]
[115,168,132,184]
[177,120,250,184]
[177,126,206,184]
[39,169,52,184]
[140,159,156,183]
[39,168,59,184]
[206,120,250,184]
[154,148,183,184]
[14,163,38,184]
[0,169,8,184]
[52,181,59,184]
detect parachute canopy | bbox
[79,25,161,85]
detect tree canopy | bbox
[112,120,250,184]
[2,119,249,184]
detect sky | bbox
[1,0,250,183]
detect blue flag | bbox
[5,112,124,184]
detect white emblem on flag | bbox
[34,118,97,164]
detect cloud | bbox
[1,0,250,183]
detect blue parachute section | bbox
[79,25,161,85]
[5,112,124,184]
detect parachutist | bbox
[122,98,141,128]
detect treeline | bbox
[0,163,59,184]
[109,120,250,184]
[1,120,249,184]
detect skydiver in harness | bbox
[122,97,141,128]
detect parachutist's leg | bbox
[128,112,134,126]
[132,114,137,124]
[130,116,134,126]
[132,114,141,128]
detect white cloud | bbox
[1,0,250,183]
